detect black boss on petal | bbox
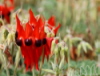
[7,12,11,16]
[25,39,32,46]
[35,40,42,47]
[16,39,22,46]
[42,38,47,45]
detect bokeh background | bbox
[13,0,100,39]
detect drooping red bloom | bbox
[15,9,60,71]
[0,0,14,23]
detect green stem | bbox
[56,73,59,76]
[55,54,59,76]
[68,39,71,70]
[32,69,35,76]
[38,61,43,76]
[38,50,44,76]
[3,55,10,76]
[13,47,21,76]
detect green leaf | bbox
[4,29,9,39]
[15,47,21,68]
[42,69,55,74]
[14,47,21,75]
[60,46,64,57]
[51,39,56,52]
[81,42,87,53]
[77,44,82,56]
[59,56,64,69]
[51,62,56,70]
[64,46,68,52]
[54,46,59,54]
[72,37,82,42]
[86,42,93,51]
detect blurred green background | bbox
[13,0,100,39]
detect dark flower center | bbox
[16,38,22,46]
[7,12,11,16]
[42,38,47,45]
[35,39,42,47]
[25,39,32,46]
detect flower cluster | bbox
[15,9,61,71]
[0,0,14,23]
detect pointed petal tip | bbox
[58,23,61,27]
[49,15,55,19]
[29,9,34,17]
[36,16,45,29]
[48,16,55,26]
[16,14,18,19]
[51,15,55,19]
[54,23,61,35]
[16,14,20,22]
[29,9,32,13]
[29,9,37,25]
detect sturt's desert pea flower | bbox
[0,0,14,23]
[15,9,61,71]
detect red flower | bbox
[15,9,60,71]
[33,16,53,62]
[0,0,14,23]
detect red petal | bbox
[5,15,10,23]
[38,17,46,39]
[29,9,37,26]
[4,0,14,4]
[8,6,14,11]
[53,24,61,35]
[4,0,14,11]
[35,49,39,70]
[38,17,44,28]
[27,46,35,68]
[22,46,34,71]
[21,46,30,70]
[25,23,33,38]
[33,46,43,69]
[34,28,39,39]
[39,26,46,39]
[48,16,55,27]
[33,23,39,39]
[42,38,53,61]
[16,15,25,38]
[44,45,50,59]
[9,0,14,4]
[16,15,22,31]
